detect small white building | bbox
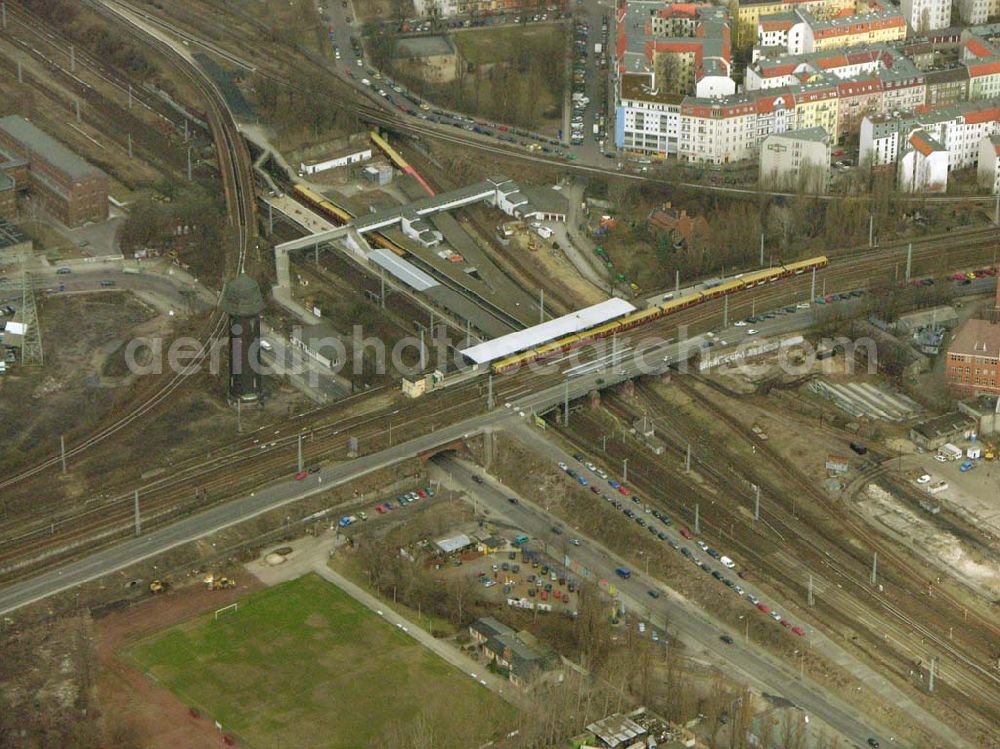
[977,133,1000,194]
[901,0,952,33]
[759,126,832,193]
[299,147,372,175]
[898,129,949,193]
[400,212,443,247]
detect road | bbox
[105,0,1000,205]
[0,347,676,617]
[433,452,969,749]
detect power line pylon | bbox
[19,263,42,366]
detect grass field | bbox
[451,25,561,67]
[125,574,511,748]
[388,24,566,133]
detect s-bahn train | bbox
[490,256,828,374]
[291,184,407,257]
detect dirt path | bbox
[94,579,264,748]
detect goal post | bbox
[214,602,238,620]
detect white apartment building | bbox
[678,92,799,164]
[746,45,896,91]
[615,1,734,155]
[901,0,952,33]
[759,127,832,191]
[617,85,684,154]
[957,0,1000,24]
[756,4,906,56]
[860,100,1000,172]
[898,130,950,191]
[977,133,1000,192]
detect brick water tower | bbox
[221,273,264,403]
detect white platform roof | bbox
[460,297,636,365]
[369,248,439,292]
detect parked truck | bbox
[594,42,603,54]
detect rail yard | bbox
[1,1,999,748]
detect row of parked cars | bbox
[570,20,591,145]
[337,486,434,527]
[390,8,566,35]
[558,451,808,640]
[949,267,997,285]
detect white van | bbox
[720,556,735,569]
[259,339,273,352]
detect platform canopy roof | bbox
[460,297,636,365]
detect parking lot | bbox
[569,6,611,158]
[899,450,1000,537]
[446,545,581,612]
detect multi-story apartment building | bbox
[746,45,891,90]
[835,76,885,136]
[616,1,735,155]
[734,0,853,47]
[757,3,906,56]
[616,1,734,98]
[924,67,971,106]
[860,99,1000,171]
[967,58,1000,100]
[617,77,685,154]
[976,132,1000,192]
[746,46,925,128]
[759,126,833,190]
[0,116,108,227]
[880,63,929,113]
[898,129,950,190]
[901,0,952,34]
[957,0,1000,25]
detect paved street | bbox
[434,451,968,749]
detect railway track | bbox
[2,225,995,554]
[552,401,998,744]
[0,0,257,491]
[2,0,999,625]
[72,0,1000,206]
[0,381,488,580]
[579,383,1000,740]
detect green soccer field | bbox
[125,573,512,748]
